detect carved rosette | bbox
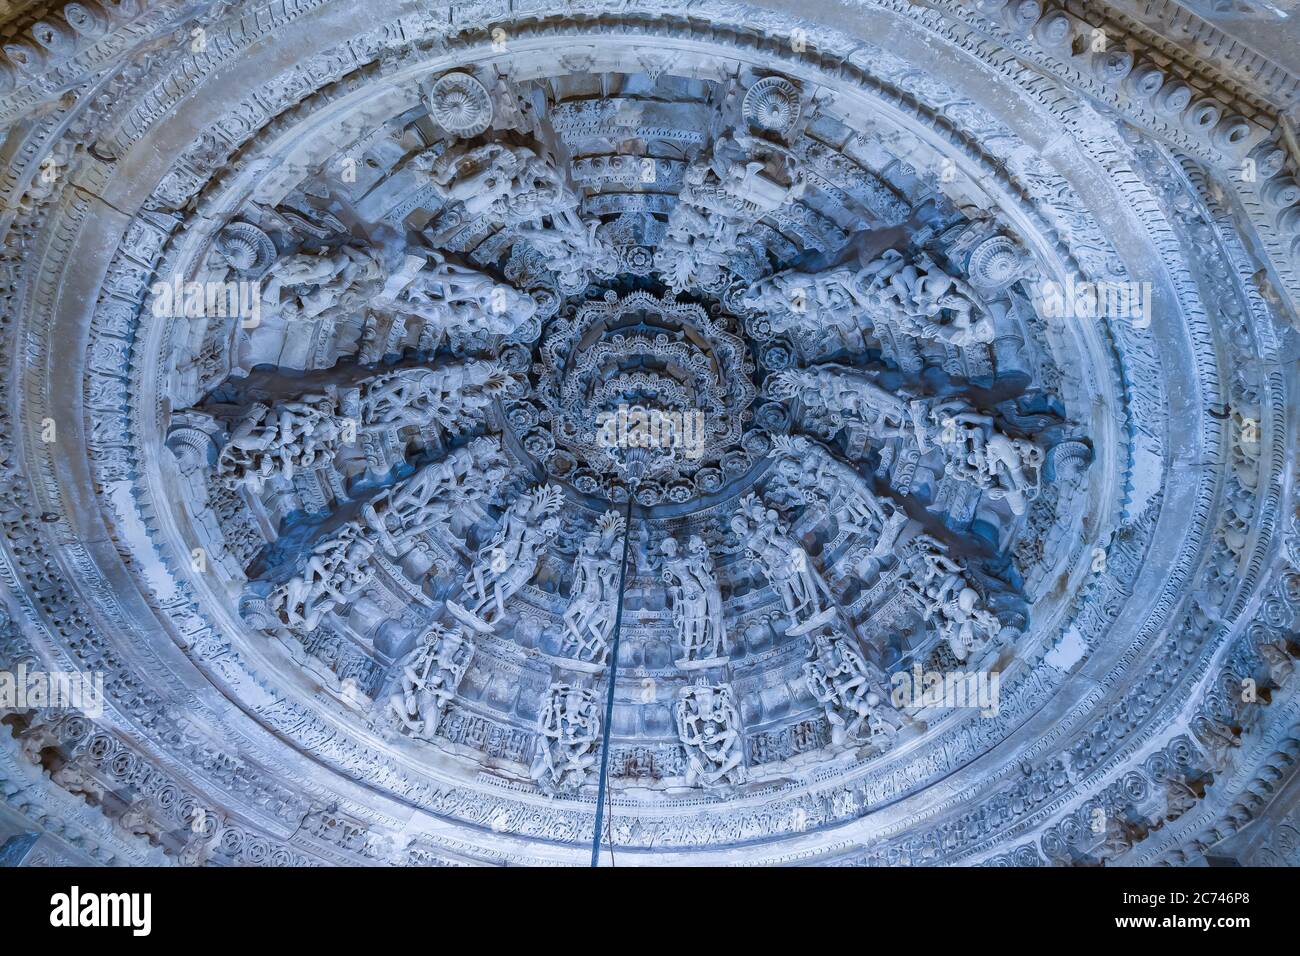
[427,72,494,137]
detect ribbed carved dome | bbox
[0,0,1297,868]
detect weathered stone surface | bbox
[0,0,1295,868]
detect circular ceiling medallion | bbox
[427,71,494,137]
[0,0,1295,871]
[743,76,801,134]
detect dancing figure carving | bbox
[262,244,385,324]
[388,624,473,740]
[767,434,909,563]
[769,365,922,442]
[449,484,564,633]
[267,523,374,631]
[656,129,805,294]
[359,360,510,437]
[560,511,625,665]
[854,249,994,347]
[676,684,746,787]
[904,538,1002,661]
[731,495,835,635]
[516,208,619,293]
[386,253,537,345]
[429,142,567,222]
[804,632,901,748]
[744,248,996,347]
[917,402,1044,516]
[530,684,602,790]
[741,266,861,335]
[218,394,352,490]
[363,437,509,557]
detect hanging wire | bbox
[590,489,635,867]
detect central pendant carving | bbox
[513,288,764,507]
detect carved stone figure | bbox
[530,683,602,790]
[1257,639,1295,687]
[804,632,900,748]
[772,372,1044,517]
[904,537,1001,661]
[919,401,1044,516]
[362,436,510,556]
[268,523,375,631]
[388,624,473,740]
[655,126,804,293]
[708,131,806,212]
[217,394,352,490]
[448,484,564,632]
[731,494,835,635]
[429,142,568,225]
[675,683,746,787]
[854,249,995,347]
[387,252,538,345]
[262,243,385,324]
[560,511,625,665]
[767,434,908,558]
[741,266,861,335]
[745,248,997,348]
[656,534,727,664]
[516,208,620,293]
[769,364,921,441]
[359,360,509,436]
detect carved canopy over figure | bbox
[731,494,835,635]
[676,683,746,787]
[655,534,727,664]
[362,436,510,557]
[267,523,375,632]
[560,510,625,665]
[449,483,564,632]
[387,624,473,740]
[804,631,901,748]
[359,360,510,437]
[530,683,602,790]
[904,537,1002,661]
[262,243,386,324]
[217,393,352,490]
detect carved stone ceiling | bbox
[0,0,1297,867]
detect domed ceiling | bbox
[0,0,1298,867]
